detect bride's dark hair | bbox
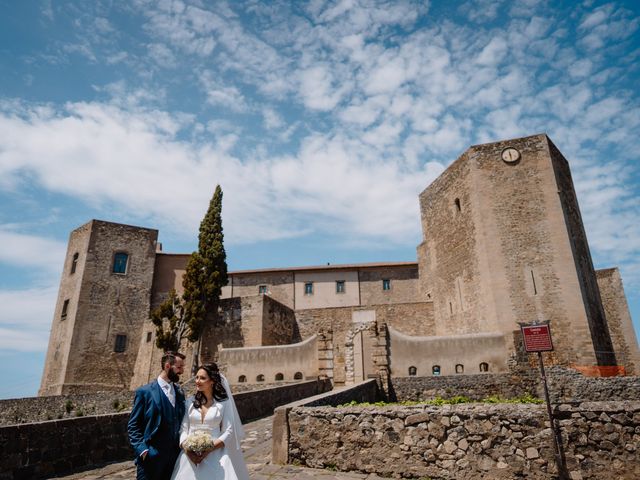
[193,363,228,409]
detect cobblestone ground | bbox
[51,416,388,480]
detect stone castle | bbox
[38,134,640,396]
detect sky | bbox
[0,0,639,400]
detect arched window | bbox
[294,372,303,380]
[479,362,489,372]
[432,365,441,376]
[70,252,79,274]
[275,373,284,381]
[454,198,461,212]
[113,252,129,274]
[455,364,464,374]
[238,375,247,383]
[256,374,265,382]
[408,366,417,376]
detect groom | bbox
[128,351,186,480]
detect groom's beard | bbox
[168,368,180,383]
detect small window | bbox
[258,285,267,294]
[455,364,464,374]
[146,332,152,343]
[114,334,127,353]
[432,365,441,376]
[238,375,247,383]
[304,282,313,295]
[455,198,461,212]
[70,253,79,274]
[113,252,129,274]
[479,362,489,372]
[408,366,417,376]
[382,279,391,291]
[61,299,70,319]
[275,373,284,381]
[294,372,303,380]
[336,280,345,293]
[256,374,265,382]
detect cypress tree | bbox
[182,184,228,341]
[150,185,228,352]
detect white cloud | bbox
[0,229,66,274]
[299,65,348,111]
[476,37,507,66]
[0,286,58,352]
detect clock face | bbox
[501,147,521,163]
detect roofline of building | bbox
[156,253,418,274]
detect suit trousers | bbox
[136,447,179,480]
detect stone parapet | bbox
[287,401,640,479]
[391,368,640,404]
[0,391,134,427]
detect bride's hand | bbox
[186,450,203,465]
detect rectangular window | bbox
[146,332,152,343]
[304,282,313,295]
[258,285,267,294]
[61,299,70,319]
[114,334,127,353]
[112,252,129,274]
[70,252,79,274]
[382,279,391,290]
[336,280,345,293]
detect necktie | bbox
[164,383,175,407]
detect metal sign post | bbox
[520,321,568,480]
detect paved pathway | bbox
[52,416,387,480]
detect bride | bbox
[170,364,249,480]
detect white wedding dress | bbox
[170,397,249,480]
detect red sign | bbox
[521,324,554,352]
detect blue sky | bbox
[1,0,639,399]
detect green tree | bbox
[150,289,185,352]
[182,184,228,341]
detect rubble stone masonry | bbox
[288,401,640,479]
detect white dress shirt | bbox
[157,375,175,407]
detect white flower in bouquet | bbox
[183,430,215,455]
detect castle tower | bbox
[39,220,158,395]
[417,134,616,367]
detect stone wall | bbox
[287,401,640,479]
[261,295,301,345]
[391,368,640,404]
[596,268,640,374]
[0,391,134,427]
[296,303,434,385]
[271,379,381,464]
[549,139,616,366]
[359,265,420,306]
[388,327,509,378]
[218,335,319,386]
[1,412,131,480]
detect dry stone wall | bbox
[0,391,134,426]
[391,368,640,404]
[288,401,640,479]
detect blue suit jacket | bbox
[128,380,186,461]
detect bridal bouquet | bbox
[183,430,215,455]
